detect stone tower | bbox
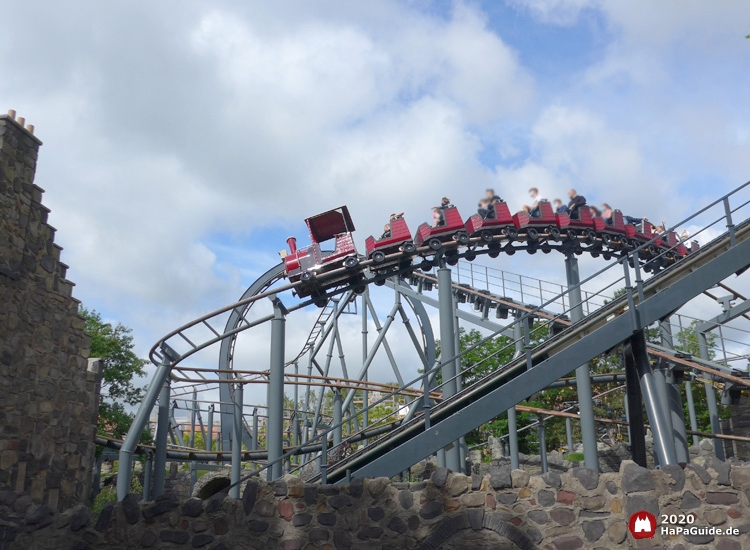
[0,110,100,511]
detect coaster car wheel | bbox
[480,230,494,243]
[542,246,552,254]
[455,232,470,246]
[420,259,433,271]
[585,230,598,244]
[344,256,359,268]
[503,227,518,238]
[374,278,386,286]
[602,233,614,246]
[313,294,328,308]
[353,283,367,294]
[371,251,386,263]
[648,245,660,256]
[428,238,443,251]
[549,227,562,240]
[504,244,516,256]
[527,228,539,241]
[447,256,459,266]
[300,271,313,282]
[602,253,612,261]
[402,242,417,254]
[464,250,477,262]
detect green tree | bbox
[81,307,150,441]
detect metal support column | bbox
[623,345,647,466]
[698,331,725,460]
[507,311,524,471]
[623,392,632,443]
[437,266,460,471]
[566,417,574,454]
[454,298,467,474]
[684,380,700,447]
[628,331,677,467]
[538,418,548,474]
[190,389,197,448]
[143,452,153,501]
[565,254,599,471]
[152,379,171,499]
[659,320,689,463]
[333,390,343,448]
[361,292,369,435]
[252,409,259,451]
[231,383,243,498]
[117,354,173,501]
[267,299,286,480]
[207,405,214,451]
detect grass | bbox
[565,452,585,463]
[91,476,142,514]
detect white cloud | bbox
[4,0,750,423]
[506,0,596,26]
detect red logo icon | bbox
[628,510,657,539]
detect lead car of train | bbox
[280,203,698,305]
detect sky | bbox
[2,0,750,408]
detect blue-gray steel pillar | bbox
[566,417,574,454]
[630,331,677,467]
[437,448,446,468]
[697,331,724,460]
[190,389,197,447]
[507,311,524,471]
[143,452,153,501]
[207,405,214,451]
[454,298,467,474]
[252,409,259,451]
[623,393,631,443]
[651,366,672,468]
[152,380,171,499]
[565,254,599,471]
[117,356,173,501]
[268,300,286,480]
[538,418,548,473]
[362,292,369,435]
[437,267,461,471]
[230,383,243,498]
[659,320,689,463]
[333,390,343,448]
[684,381,700,447]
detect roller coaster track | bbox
[404,270,750,387]
[117,181,750,499]
[315,217,750,482]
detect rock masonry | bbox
[0,112,101,513]
[4,460,750,549]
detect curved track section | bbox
[115,181,750,501]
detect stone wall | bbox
[0,112,100,512]
[5,459,750,549]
